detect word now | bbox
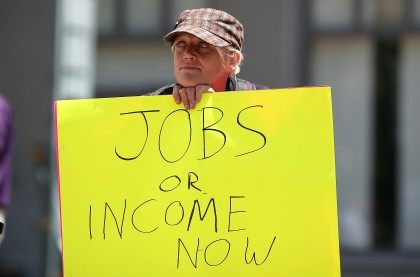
[177,236,277,268]
[114,105,267,163]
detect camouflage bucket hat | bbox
[164,8,244,50]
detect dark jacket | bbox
[150,75,267,95]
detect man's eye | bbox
[175,41,186,48]
[199,42,209,48]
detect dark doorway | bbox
[373,38,399,248]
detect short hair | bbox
[216,45,243,75]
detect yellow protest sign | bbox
[55,87,340,276]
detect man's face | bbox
[173,33,230,87]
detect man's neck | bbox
[211,74,230,92]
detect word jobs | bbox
[114,105,267,163]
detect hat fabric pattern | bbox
[164,8,244,50]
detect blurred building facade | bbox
[0,0,420,276]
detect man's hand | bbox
[172,84,215,109]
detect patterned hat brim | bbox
[164,25,230,48]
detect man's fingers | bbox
[195,86,205,103]
[178,87,190,109]
[172,84,182,104]
[195,85,214,103]
[173,84,214,109]
[185,87,196,109]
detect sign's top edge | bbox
[54,86,332,103]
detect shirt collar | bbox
[225,75,237,91]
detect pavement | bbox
[341,251,420,277]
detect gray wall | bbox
[311,36,374,249]
[213,0,287,88]
[399,34,420,250]
[0,0,55,276]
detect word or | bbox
[159,172,202,193]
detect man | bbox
[152,8,266,109]
[0,94,13,247]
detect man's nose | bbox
[183,45,196,60]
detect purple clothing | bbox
[0,95,13,207]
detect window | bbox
[97,0,209,38]
[125,0,161,35]
[311,0,353,29]
[415,0,420,25]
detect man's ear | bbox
[226,52,240,72]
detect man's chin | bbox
[176,79,201,88]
